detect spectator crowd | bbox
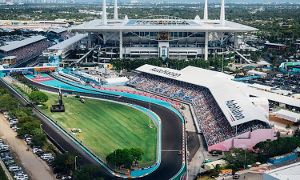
[4,39,50,66]
[128,73,270,147]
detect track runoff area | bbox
[24,77,185,179]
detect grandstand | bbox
[48,28,69,41]
[46,33,88,61]
[128,64,276,151]
[0,35,50,67]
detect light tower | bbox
[114,0,118,20]
[220,0,225,25]
[102,0,107,25]
[204,0,208,20]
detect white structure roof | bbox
[249,83,274,92]
[48,28,67,34]
[0,35,46,52]
[70,18,257,33]
[247,70,267,76]
[265,42,287,47]
[104,77,129,84]
[263,162,300,180]
[237,83,300,108]
[135,64,269,127]
[273,109,300,123]
[48,33,87,51]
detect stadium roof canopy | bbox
[0,35,46,52]
[70,18,257,33]
[48,33,88,51]
[135,64,269,127]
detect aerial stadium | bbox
[0,0,278,179]
[70,0,257,61]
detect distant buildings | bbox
[0,0,74,4]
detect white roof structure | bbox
[48,33,88,51]
[265,42,287,47]
[247,70,267,77]
[48,28,67,34]
[0,35,46,52]
[70,18,257,33]
[237,83,300,108]
[135,64,269,127]
[104,77,129,84]
[263,162,300,180]
[249,83,274,92]
[70,0,256,33]
[273,109,300,123]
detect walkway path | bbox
[0,114,55,180]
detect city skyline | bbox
[1,0,300,4]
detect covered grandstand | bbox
[46,33,88,60]
[0,35,50,66]
[128,64,276,151]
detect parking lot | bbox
[0,113,55,180]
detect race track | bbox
[9,77,185,180]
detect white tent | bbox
[274,109,300,123]
[104,77,129,85]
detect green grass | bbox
[0,166,8,180]
[41,92,157,166]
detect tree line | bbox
[111,57,231,72]
[223,135,300,172]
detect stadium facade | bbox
[70,0,257,60]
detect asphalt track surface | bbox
[0,77,184,180]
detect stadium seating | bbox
[128,73,269,147]
[6,39,50,64]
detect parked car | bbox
[4,159,15,166]
[9,119,18,124]
[8,165,22,172]
[41,153,54,161]
[233,174,240,179]
[32,147,43,154]
[14,173,28,180]
[25,137,32,145]
[3,112,9,118]
[12,125,20,132]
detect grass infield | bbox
[42,93,157,166]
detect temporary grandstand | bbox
[70,0,257,60]
[46,33,88,60]
[0,35,50,66]
[47,28,70,41]
[128,64,276,151]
